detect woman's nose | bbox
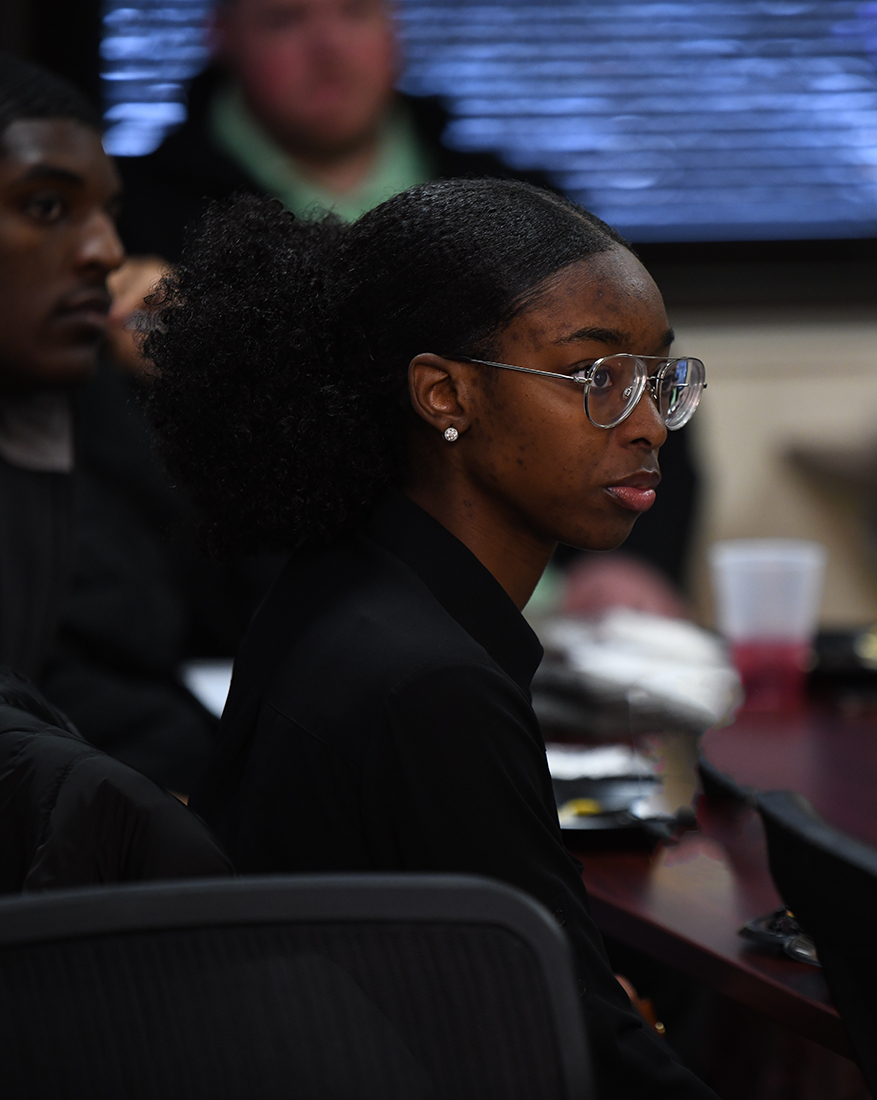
[623,383,668,448]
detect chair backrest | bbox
[757,789,877,1093]
[0,873,592,1100]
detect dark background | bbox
[2,0,103,106]
[3,0,876,309]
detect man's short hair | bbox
[0,53,101,145]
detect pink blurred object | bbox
[562,553,688,620]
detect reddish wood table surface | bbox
[701,707,877,848]
[567,707,877,1058]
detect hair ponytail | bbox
[144,194,397,553]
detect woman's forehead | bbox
[506,253,669,353]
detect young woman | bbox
[145,179,714,1099]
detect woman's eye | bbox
[24,193,65,223]
[590,366,613,391]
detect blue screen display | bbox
[101,0,877,243]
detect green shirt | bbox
[210,84,436,221]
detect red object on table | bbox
[730,640,811,713]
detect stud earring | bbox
[443,426,459,442]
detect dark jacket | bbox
[194,491,717,1100]
[0,671,232,893]
[0,457,72,680]
[118,71,552,262]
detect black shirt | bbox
[0,457,72,680]
[194,492,717,1100]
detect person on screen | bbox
[142,178,716,1099]
[0,54,124,677]
[117,0,549,261]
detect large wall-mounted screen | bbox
[102,0,877,244]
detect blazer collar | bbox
[365,491,543,695]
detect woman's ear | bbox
[408,353,472,440]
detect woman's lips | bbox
[604,472,660,513]
[605,485,657,513]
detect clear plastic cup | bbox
[709,539,827,713]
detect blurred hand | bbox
[615,974,666,1036]
[562,553,688,620]
[106,255,167,376]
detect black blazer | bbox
[194,492,716,1100]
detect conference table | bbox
[565,705,877,1060]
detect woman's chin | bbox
[557,523,637,554]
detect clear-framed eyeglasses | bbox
[449,353,707,430]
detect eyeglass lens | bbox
[585,355,704,431]
[658,357,705,430]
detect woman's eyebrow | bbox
[553,325,676,348]
[554,325,629,346]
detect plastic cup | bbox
[709,539,827,713]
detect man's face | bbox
[0,118,124,390]
[214,0,399,157]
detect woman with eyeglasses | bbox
[144,179,713,1099]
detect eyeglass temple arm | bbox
[452,354,706,391]
[450,356,590,386]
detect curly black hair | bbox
[144,178,630,554]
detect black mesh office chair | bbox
[757,790,877,1095]
[0,873,592,1100]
